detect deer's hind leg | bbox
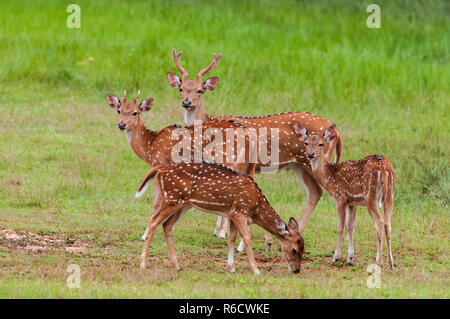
[383,197,394,268]
[162,206,190,271]
[367,202,384,265]
[346,206,357,263]
[140,203,183,269]
[141,188,162,241]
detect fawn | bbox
[135,161,305,275]
[294,122,396,267]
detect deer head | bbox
[276,217,305,273]
[167,49,222,122]
[106,90,154,131]
[294,122,337,169]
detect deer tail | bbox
[135,166,160,198]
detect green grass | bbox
[0,0,448,298]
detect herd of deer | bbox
[105,49,396,275]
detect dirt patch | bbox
[0,229,88,253]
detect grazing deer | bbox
[135,161,305,275]
[167,49,344,235]
[293,122,396,267]
[105,90,273,248]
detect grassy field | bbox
[0,0,448,298]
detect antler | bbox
[121,89,127,103]
[196,52,222,80]
[172,49,188,81]
[135,90,141,104]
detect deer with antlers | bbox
[105,90,274,248]
[294,122,396,266]
[167,49,344,236]
[135,161,305,275]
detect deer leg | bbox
[235,225,272,253]
[383,198,394,268]
[141,189,161,241]
[333,204,346,262]
[232,214,260,275]
[294,167,323,233]
[346,206,357,263]
[367,203,384,265]
[236,238,245,253]
[140,203,183,269]
[227,219,237,273]
[162,206,190,271]
[215,216,228,239]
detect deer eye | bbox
[304,142,308,146]
[292,248,298,254]
[133,112,138,116]
[319,143,324,147]
[117,110,120,114]
[179,88,183,92]
[197,89,203,94]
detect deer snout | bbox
[307,152,315,159]
[293,268,300,274]
[118,122,126,130]
[182,99,192,108]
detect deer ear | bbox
[288,217,299,230]
[275,217,289,236]
[106,94,120,109]
[323,124,337,142]
[167,72,181,89]
[203,77,219,91]
[140,98,153,112]
[293,122,307,141]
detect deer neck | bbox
[126,118,158,165]
[253,201,287,241]
[184,102,212,126]
[309,157,334,191]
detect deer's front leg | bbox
[333,203,346,262]
[294,167,323,233]
[227,219,237,273]
[232,214,260,275]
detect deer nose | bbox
[118,122,126,130]
[182,99,191,108]
[307,152,315,159]
[293,268,300,274]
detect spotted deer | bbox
[167,49,344,235]
[105,90,273,248]
[135,161,305,275]
[294,122,396,267]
